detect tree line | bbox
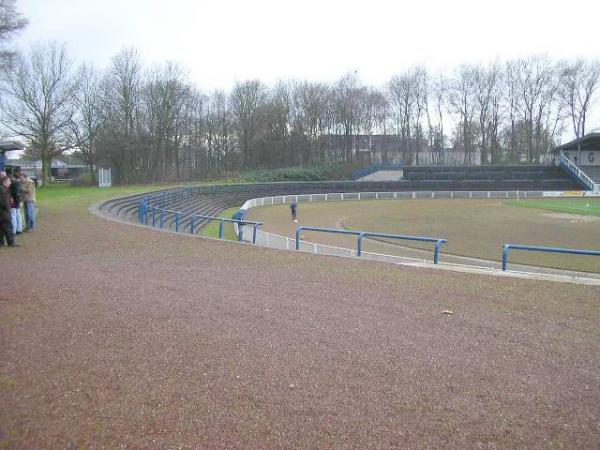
[1,41,599,184]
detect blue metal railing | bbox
[136,188,262,245]
[502,244,600,271]
[138,188,193,225]
[557,151,598,191]
[190,214,263,244]
[295,226,446,264]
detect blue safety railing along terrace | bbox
[502,244,600,271]
[295,225,446,264]
[137,188,262,244]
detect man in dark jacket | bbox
[0,176,17,247]
[9,173,23,234]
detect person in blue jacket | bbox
[232,209,246,241]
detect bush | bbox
[70,171,96,187]
[241,165,349,182]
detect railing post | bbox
[219,220,224,239]
[175,213,180,232]
[160,209,164,229]
[190,217,195,234]
[238,223,243,242]
[152,207,157,227]
[295,227,302,250]
[252,224,260,244]
[357,232,364,257]
[502,245,510,271]
[434,239,446,264]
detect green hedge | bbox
[241,165,347,182]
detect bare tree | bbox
[508,56,559,162]
[558,59,600,139]
[389,70,417,163]
[293,81,330,165]
[0,0,27,69]
[230,80,267,168]
[69,64,106,182]
[447,65,478,164]
[144,62,191,180]
[0,42,76,183]
[100,48,145,183]
[430,74,447,162]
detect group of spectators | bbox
[0,170,36,247]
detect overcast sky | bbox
[15,0,600,90]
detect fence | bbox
[190,214,262,244]
[295,226,446,264]
[129,186,600,281]
[239,189,552,211]
[502,244,600,271]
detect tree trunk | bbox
[42,156,51,185]
[88,163,97,184]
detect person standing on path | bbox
[290,201,298,222]
[9,174,23,235]
[20,173,36,231]
[0,176,17,247]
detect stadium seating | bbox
[100,164,583,234]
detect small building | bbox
[555,133,600,167]
[7,159,89,181]
[0,141,26,173]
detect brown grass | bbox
[1,189,599,448]
[247,199,600,273]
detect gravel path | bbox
[1,193,599,448]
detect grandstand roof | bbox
[556,133,600,151]
[0,140,25,153]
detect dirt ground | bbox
[247,199,600,273]
[1,191,600,448]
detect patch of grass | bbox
[505,198,600,216]
[201,207,242,241]
[36,184,178,205]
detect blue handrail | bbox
[502,244,600,271]
[190,214,263,244]
[295,226,446,264]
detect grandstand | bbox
[101,163,585,236]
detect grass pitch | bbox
[247,198,600,273]
[506,197,600,216]
[201,207,240,240]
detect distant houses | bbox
[4,158,88,181]
[317,134,481,165]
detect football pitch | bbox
[247,197,600,273]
